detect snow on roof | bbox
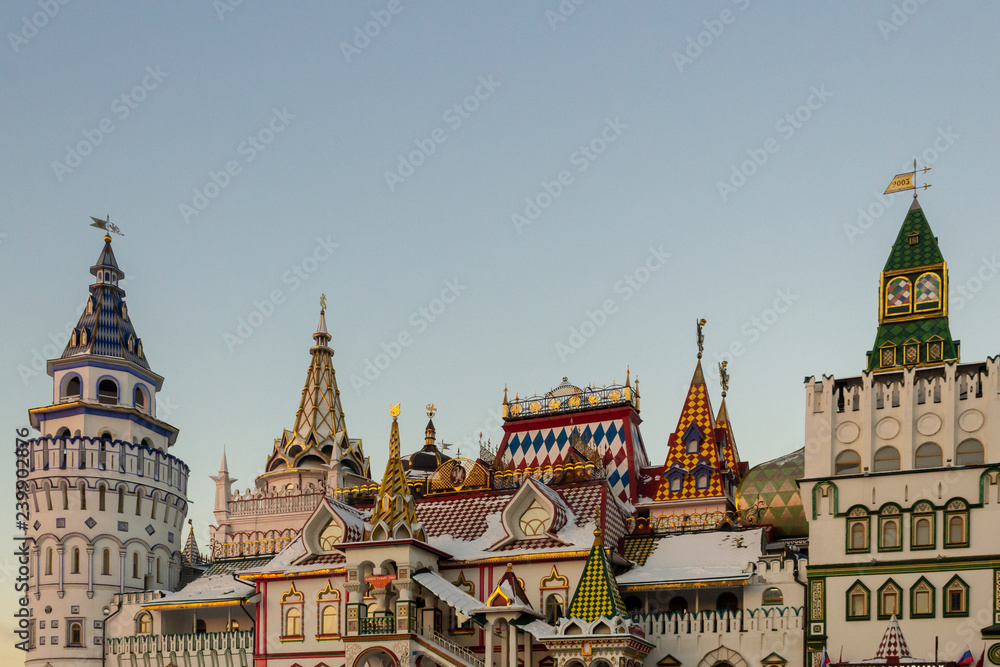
[617,529,763,586]
[144,572,254,607]
[412,569,484,619]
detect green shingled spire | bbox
[866,197,958,372]
[566,525,626,622]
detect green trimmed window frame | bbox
[943,575,969,617]
[846,581,870,621]
[877,579,903,620]
[878,514,903,552]
[910,504,936,550]
[944,500,970,549]
[909,577,935,619]
[846,508,870,554]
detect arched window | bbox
[97,378,119,405]
[227,619,240,631]
[132,552,140,579]
[102,549,111,576]
[56,427,71,438]
[544,593,564,624]
[847,583,869,619]
[45,548,53,575]
[285,608,302,637]
[118,487,125,513]
[716,592,739,612]
[79,483,86,510]
[135,612,152,634]
[874,446,900,472]
[135,488,143,516]
[886,277,912,312]
[762,587,783,606]
[61,482,69,510]
[835,450,861,475]
[71,547,80,574]
[913,517,932,547]
[196,619,207,634]
[956,439,984,465]
[319,521,343,550]
[519,499,550,537]
[915,272,941,306]
[68,621,82,647]
[156,558,161,584]
[880,518,900,549]
[849,520,868,551]
[321,605,339,635]
[668,596,688,613]
[915,443,942,469]
[669,476,681,493]
[133,386,146,410]
[696,474,709,490]
[946,514,966,546]
[64,376,81,400]
[98,485,106,512]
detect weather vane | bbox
[320,293,327,311]
[426,403,436,418]
[719,361,730,398]
[696,318,707,359]
[89,215,123,237]
[883,159,932,198]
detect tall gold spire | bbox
[368,404,425,542]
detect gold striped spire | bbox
[367,404,425,542]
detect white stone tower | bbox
[23,233,190,667]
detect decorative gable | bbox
[491,477,570,550]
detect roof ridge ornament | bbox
[719,360,730,398]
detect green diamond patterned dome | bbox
[737,448,806,539]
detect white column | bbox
[118,550,126,594]
[500,621,508,667]
[484,620,494,667]
[508,623,518,667]
[524,628,532,667]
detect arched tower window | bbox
[836,450,861,475]
[63,376,81,400]
[874,446,900,472]
[98,485,106,511]
[133,386,146,410]
[956,440,984,465]
[915,443,942,468]
[97,378,119,405]
[71,547,80,574]
[101,549,111,576]
[135,612,152,634]
[886,277,912,313]
[118,487,125,513]
[132,552,140,579]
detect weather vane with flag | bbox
[89,215,124,236]
[884,159,932,197]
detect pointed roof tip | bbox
[910,195,922,210]
[219,446,229,474]
[690,359,706,386]
[316,309,329,335]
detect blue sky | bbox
[2,1,999,655]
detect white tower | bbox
[23,233,190,667]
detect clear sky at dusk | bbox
[2,2,998,657]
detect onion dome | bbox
[401,414,452,474]
[736,448,806,539]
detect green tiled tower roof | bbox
[866,197,958,372]
[883,199,944,271]
[737,448,806,539]
[566,527,626,623]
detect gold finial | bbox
[320,293,327,311]
[390,403,400,419]
[503,385,508,405]
[506,562,513,573]
[719,360,729,398]
[188,518,193,527]
[696,318,707,359]
[426,403,436,418]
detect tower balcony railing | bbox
[504,381,636,420]
[358,615,396,635]
[106,629,254,655]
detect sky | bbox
[2,1,999,658]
